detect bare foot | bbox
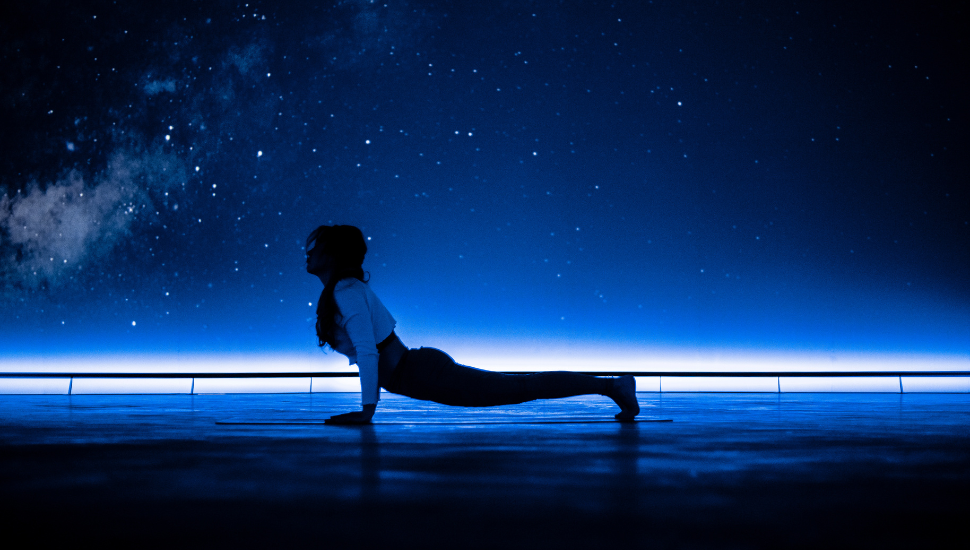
[611,375,639,422]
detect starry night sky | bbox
[1,1,967,358]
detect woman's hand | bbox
[324,403,376,425]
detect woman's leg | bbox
[389,348,633,413]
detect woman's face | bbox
[306,242,333,279]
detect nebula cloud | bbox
[0,149,185,293]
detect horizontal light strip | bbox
[1,371,968,377]
[2,376,969,394]
[2,351,965,393]
[1,350,966,375]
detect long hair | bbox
[306,225,368,348]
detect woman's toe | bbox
[614,375,640,419]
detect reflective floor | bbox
[1,393,968,548]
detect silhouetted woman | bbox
[307,225,639,424]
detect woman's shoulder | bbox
[333,279,375,318]
[335,278,366,291]
[334,278,369,301]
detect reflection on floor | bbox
[1,393,968,547]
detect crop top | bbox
[330,278,396,405]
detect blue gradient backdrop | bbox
[1,1,966,358]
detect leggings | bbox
[384,347,613,407]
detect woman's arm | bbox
[341,309,381,406]
[330,283,381,422]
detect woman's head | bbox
[306,225,367,279]
[306,225,368,348]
